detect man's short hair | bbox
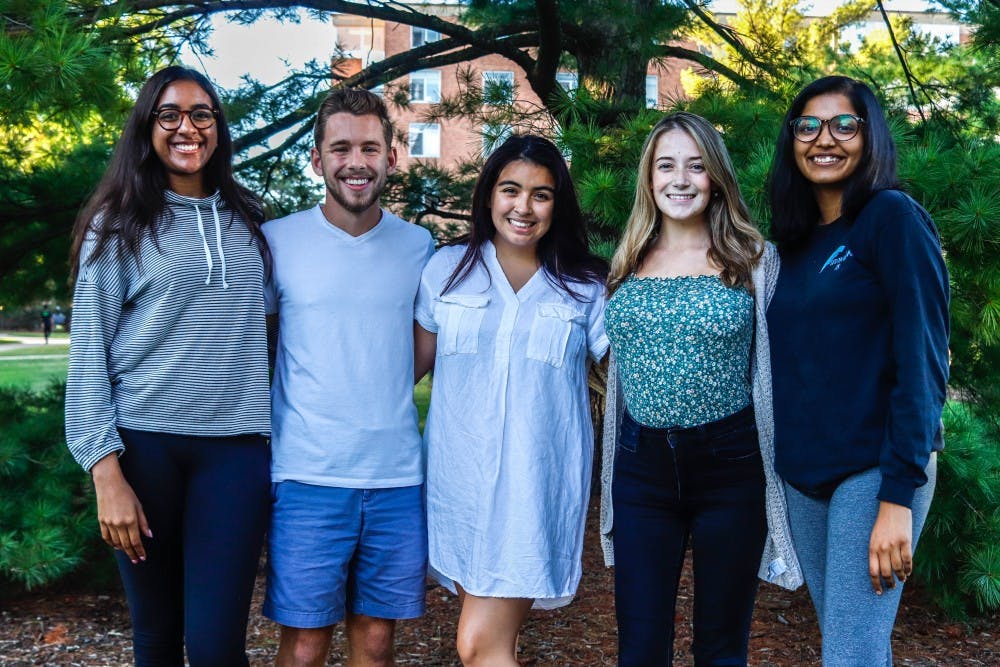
[314,88,394,149]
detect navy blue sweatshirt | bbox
[767,189,949,508]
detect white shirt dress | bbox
[416,242,608,608]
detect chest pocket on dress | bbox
[435,294,490,355]
[527,302,586,368]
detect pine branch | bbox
[70,0,537,69]
[234,118,313,172]
[679,0,782,79]
[654,44,770,96]
[875,0,926,121]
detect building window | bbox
[645,75,659,109]
[409,123,441,158]
[409,70,441,104]
[482,71,515,105]
[482,124,514,156]
[337,26,385,65]
[412,27,441,48]
[556,72,579,92]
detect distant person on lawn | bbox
[65,66,271,666]
[40,303,53,343]
[261,88,434,667]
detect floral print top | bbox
[605,274,753,428]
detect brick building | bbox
[332,5,692,170]
[331,1,970,170]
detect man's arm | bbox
[414,321,437,383]
[266,313,279,371]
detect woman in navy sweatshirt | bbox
[66,67,271,666]
[766,76,949,665]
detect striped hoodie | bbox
[65,190,271,471]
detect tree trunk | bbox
[572,0,660,111]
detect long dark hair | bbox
[70,66,265,278]
[768,75,901,249]
[442,134,607,299]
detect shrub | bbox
[915,402,1000,619]
[0,382,113,595]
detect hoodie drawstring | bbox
[193,201,229,289]
[211,200,229,289]
[194,205,213,286]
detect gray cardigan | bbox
[598,242,804,591]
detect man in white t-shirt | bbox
[262,88,435,667]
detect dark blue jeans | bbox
[612,405,766,667]
[115,429,270,667]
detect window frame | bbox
[408,122,441,158]
[409,69,442,104]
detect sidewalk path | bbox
[0,355,68,362]
[0,332,70,352]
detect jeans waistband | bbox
[624,404,755,446]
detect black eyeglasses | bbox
[152,107,218,131]
[789,114,864,143]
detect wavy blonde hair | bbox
[607,112,763,295]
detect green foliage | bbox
[916,402,1000,618]
[384,161,477,240]
[0,1,123,125]
[0,382,112,595]
[0,137,114,304]
[903,127,1000,424]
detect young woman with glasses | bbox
[767,75,949,664]
[66,66,270,666]
[600,111,803,666]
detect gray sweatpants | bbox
[784,458,936,666]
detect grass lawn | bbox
[0,330,70,341]
[0,346,433,426]
[0,354,68,392]
[0,345,69,357]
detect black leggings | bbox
[115,429,270,667]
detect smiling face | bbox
[793,92,865,194]
[151,80,218,197]
[489,159,555,257]
[650,129,713,228]
[311,112,397,217]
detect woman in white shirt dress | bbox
[415,135,608,666]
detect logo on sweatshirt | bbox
[820,245,853,273]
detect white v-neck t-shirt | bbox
[416,242,608,607]
[265,205,435,488]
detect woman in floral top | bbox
[600,112,802,666]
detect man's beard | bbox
[325,171,387,214]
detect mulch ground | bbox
[2,498,997,666]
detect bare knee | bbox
[455,595,531,667]
[456,625,489,666]
[277,626,333,667]
[347,614,395,667]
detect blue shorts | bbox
[263,481,427,628]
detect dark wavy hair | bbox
[768,75,901,249]
[70,66,265,278]
[441,134,607,300]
